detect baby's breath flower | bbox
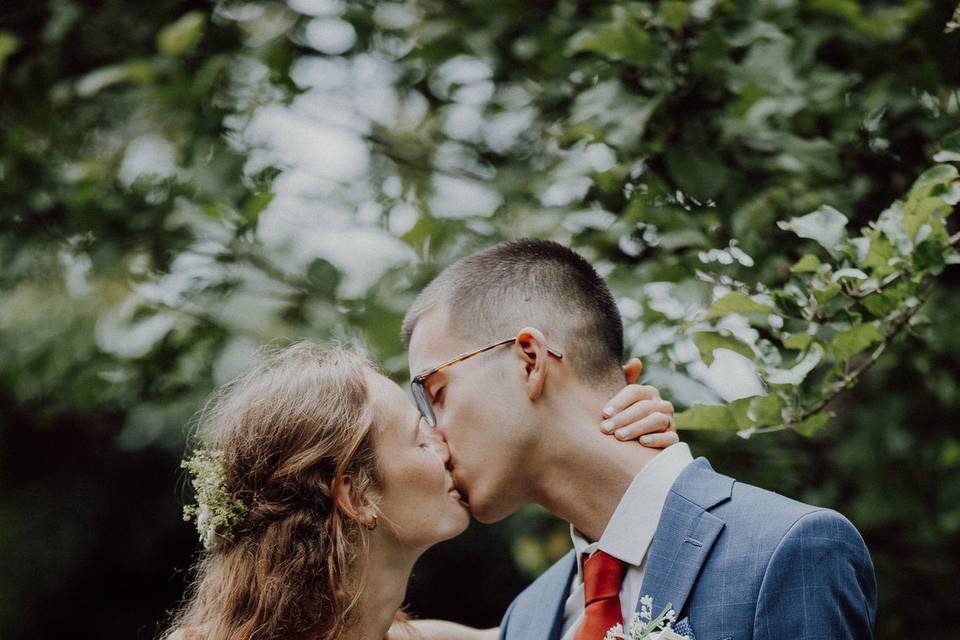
[604,596,686,640]
[947,3,960,33]
[181,449,247,550]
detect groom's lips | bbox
[450,471,469,507]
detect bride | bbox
[162,340,676,640]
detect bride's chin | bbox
[445,504,471,535]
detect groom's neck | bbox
[529,391,659,542]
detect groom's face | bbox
[407,307,536,523]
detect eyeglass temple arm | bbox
[414,341,563,382]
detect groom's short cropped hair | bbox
[401,238,624,386]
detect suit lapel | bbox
[638,458,733,619]
[547,554,577,640]
[507,550,577,640]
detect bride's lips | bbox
[447,470,469,507]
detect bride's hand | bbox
[599,358,677,448]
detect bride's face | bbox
[365,371,470,549]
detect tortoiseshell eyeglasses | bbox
[411,336,564,428]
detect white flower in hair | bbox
[181,449,248,550]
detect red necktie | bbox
[574,550,627,640]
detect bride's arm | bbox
[387,619,498,640]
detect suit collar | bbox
[670,457,734,510]
[638,457,732,619]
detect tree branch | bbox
[791,277,938,426]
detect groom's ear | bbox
[622,358,643,385]
[515,326,550,401]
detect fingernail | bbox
[601,420,614,432]
[602,406,614,418]
[615,428,629,439]
[640,435,653,444]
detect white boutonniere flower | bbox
[603,596,688,640]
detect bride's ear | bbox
[332,475,377,527]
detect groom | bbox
[402,239,876,640]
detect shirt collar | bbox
[571,442,694,575]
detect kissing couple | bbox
[163,239,877,640]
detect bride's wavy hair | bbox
[160,340,390,640]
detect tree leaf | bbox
[832,268,869,283]
[765,344,825,385]
[777,205,847,255]
[811,280,842,304]
[933,129,960,163]
[674,394,784,432]
[673,403,739,431]
[665,148,730,200]
[790,254,822,273]
[727,395,759,429]
[157,11,206,57]
[782,333,813,351]
[706,292,777,319]
[566,7,657,64]
[0,31,20,76]
[912,239,947,276]
[306,258,341,299]
[791,411,830,437]
[906,164,959,205]
[777,206,849,256]
[691,331,755,365]
[660,1,691,30]
[860,291,899,317]
[830,323,883,362]
[746,393,785,425]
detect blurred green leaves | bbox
[157,11,206,57]
[2,0,957,472]
[567,6,657,64]
[0,31,20,76]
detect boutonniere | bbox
[603,596,688,640]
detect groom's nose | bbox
[421,424,451,464]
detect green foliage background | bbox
[1,0,959,637]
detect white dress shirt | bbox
[560,442,694,639]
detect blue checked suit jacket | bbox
[499,457,877,640]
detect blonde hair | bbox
[161,340,387,640]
